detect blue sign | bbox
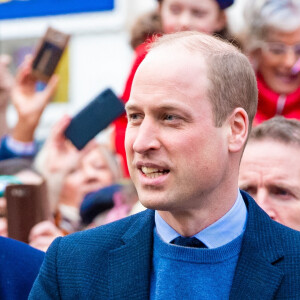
[0,0,114,20]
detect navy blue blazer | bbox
[29,192,300,299]
[0,236,44,300]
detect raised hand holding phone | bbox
[64,88,125,150]
[31,27,70,83]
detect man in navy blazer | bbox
[0,236,44,300]
[30,32,300,299]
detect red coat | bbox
[254,73,300,125]
[113,40,152,177]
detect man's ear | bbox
[227,108,249,153]
[214,11,227,32]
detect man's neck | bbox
[158,189,238,237]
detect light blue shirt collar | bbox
[155,190,247,249]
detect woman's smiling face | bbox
[255,27,300,94]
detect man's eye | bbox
[128,113,140,120]
[163,114,181,122]
[164,114,176,121]
[271,187,290,197]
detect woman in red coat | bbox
[242,0,300,126]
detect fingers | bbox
[50,115,72,145]
[79,139,98,158]
[0,55,14,92]
[41,74,59,105]
[14,56,37,96]
[28,220,62,241]
[0,54,12,66]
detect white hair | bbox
[243,0,300,51]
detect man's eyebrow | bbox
[124,102,140,111]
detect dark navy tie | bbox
[171,236,207,248]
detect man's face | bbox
[239,140,300,231]
[125,47,230,213]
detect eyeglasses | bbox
[261,41,300,58]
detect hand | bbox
[28,220,63,252]
[0,55,14,137]
[11,56,59,142]
[0,55,14,108]
[44,115,97,175]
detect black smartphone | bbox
[32,26,70,82]
[64,88,125,150]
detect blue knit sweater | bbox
[150,229,243,300]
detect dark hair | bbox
[130,10,162,49]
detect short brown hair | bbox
[150,31,258,129]
[249,116,300,146]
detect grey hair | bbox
[98,145,123,182]
[249,116,300,146]
[243,0,300,51]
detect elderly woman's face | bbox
[79,147,115,188]
[60,147,116,208]
[256,27,300,94]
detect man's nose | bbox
[255,189,276,220]
[132,118,160,154]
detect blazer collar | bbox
[107,192,285,299]
[108,209,155,300]
[230,191,284,299]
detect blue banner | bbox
[0,0,114,20]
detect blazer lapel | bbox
[108,210,155,300]
[230,192,284,299]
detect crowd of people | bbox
[1,0,300,299]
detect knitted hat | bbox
[157,0,234,10]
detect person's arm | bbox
[11,56,58,143]
[28,237,62,299]
[0,135,37,161]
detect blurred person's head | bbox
[59,144,123,208]
[239,116,300,230]
[243,0,300,95]
[130,0,235,50]
[158,0,231,36]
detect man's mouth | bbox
[141,166,170,178]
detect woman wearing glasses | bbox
[242,0,300,125]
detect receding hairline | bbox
[149,31,241,57]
